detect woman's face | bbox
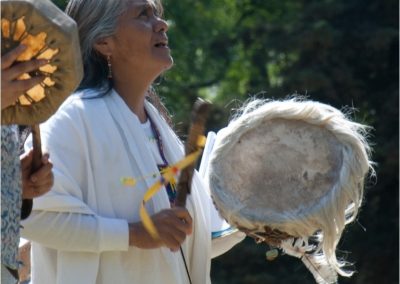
[110,0,173,78]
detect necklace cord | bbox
[180,246,193,284]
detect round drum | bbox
[207,99,372,283]
[1,0,83,125]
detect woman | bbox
[1,45,54,283]
[21,0,243,283]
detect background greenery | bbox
[53,0,399,283]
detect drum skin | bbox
[1,0,83,125]
[210,118,343,232]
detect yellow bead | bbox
[121,177,136,187]
[266,249,279,261]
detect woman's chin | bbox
[160,56,174,71]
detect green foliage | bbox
[51,0,67,10]
[53,0,398,283]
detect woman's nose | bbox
[154,17,168,33]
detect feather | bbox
[280,238,315,258]
[280,238,338,284]
[301,253,338,284]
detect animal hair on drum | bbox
[207,98,373,284]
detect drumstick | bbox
[31,124,42,172]
[175,98,211,207]
[21,124,42,219]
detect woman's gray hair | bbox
[65,0,126,90]
[65,0,172,124]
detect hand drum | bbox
[1,0,83,125]
[208,99,372,283]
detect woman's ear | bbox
[93,37,113,57]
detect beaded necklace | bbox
[146,113,177,204]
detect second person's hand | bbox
[21,149,54,199]
[1,44,48,110]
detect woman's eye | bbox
[137,6,160,19]
[138,10,148,18]
[140,6,156,18]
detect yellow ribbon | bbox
[137,135,206,240]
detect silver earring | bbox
[107,55,112,79]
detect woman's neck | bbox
[113,80,150,123]
[111,62,161,123]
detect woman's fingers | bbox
[161,232,182,252]
[1,44,26,70]
[1,45,49,109]
[128,208,193,251]
[34,179,53,194]
[1,70,46,109]
[167,214,192,236]
[21,151,53,199]
[152,208,193,251]
[4,59,48,81]
[22,175,53,199]
[30,161,53,183]
[41,153,50,164]
[170,207,193,234]
[166,222,187,242]
[9,75,46,93]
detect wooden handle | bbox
[31,124,42,172]
[22,124,41,218]
[175,98,211,207]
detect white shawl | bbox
[22,89,212,284]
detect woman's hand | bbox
[21,149,54,199]
[129,207,193,252]
[1,44,47,110]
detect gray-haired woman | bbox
[21,1,244,283]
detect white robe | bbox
[21,89,219,284]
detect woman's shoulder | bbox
[55,89,107,115]
[43,88,110,129]
[60,88,108,110]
